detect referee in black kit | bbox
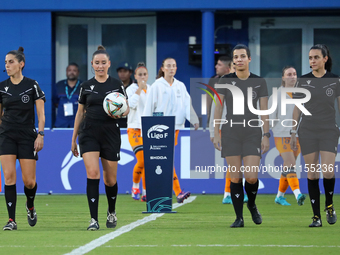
[71,45,129,231]
[214,44,270,228]
[290,44,339,227]
[0,47,46,230]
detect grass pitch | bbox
[0,194,339,255]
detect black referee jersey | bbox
[294,72,340,126]
[79,76,128,122]
[216,72,268,123]
[0,77,45,127]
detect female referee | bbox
[290,44,339,227]
[209,62,248,205]
[0,47,45,230]
[71,45,129,231]
[126,62,150,202]
[214,44,270,228]
[269,66,306,206]
[143,57,199,203]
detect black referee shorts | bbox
[0,125,38,160]
[221,125,262,158]
[298,122,340,156]
[78,119,121,161]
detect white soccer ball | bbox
[103,92,127,117]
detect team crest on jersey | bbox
[4,87,8,92]
[231,81,236,86]
[22,94,30,103]
[326,88,333,97]
[90,85,95,90]
[252,91,257,99]
[306,80,311,85]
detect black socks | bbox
[245,180,259,208]
[87,178,100,221]
[105,182,118,214]
[230,182,244,219]
[308,178,321,218]
[5,184,17,222]
[24,183,37,209]
[323,177,335,207]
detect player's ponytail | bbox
[157,68,164,78]
[310,44,332,72]
[92,45,110,60]
[7,46,25,71]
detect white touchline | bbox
[0,243,339,249]
[64,196,197,255]
[107,244,340,248]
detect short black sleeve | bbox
[215,74,230,95]
[33,81,46,102]
[78,83,86,105]
[257,78,268,98]
[336,78,340,97]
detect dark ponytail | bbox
[310,44,332,72]
[157,68,164,78]
[7,46,25,70]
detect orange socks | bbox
[225,170,231,193]
[278,175,289,194]
[173,168,181,196]
[132,150,145,188]
[287,172,300,192]
[142,165,146,190]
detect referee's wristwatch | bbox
[38,131,45,136]
[263,132,271,138]
[290,130,297,135]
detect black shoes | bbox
[106,211,117,228]
[87,211,117,230]
[3,219,17,231]
[26,203,37,227]
[325,205,337,225]
[87,218,100,231]
[230,218,244,228]
[247,203,262,225]
[309,216,322,227]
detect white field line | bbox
[2,244,340,249]
[64,196,196,255]
[107,244,340,248]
